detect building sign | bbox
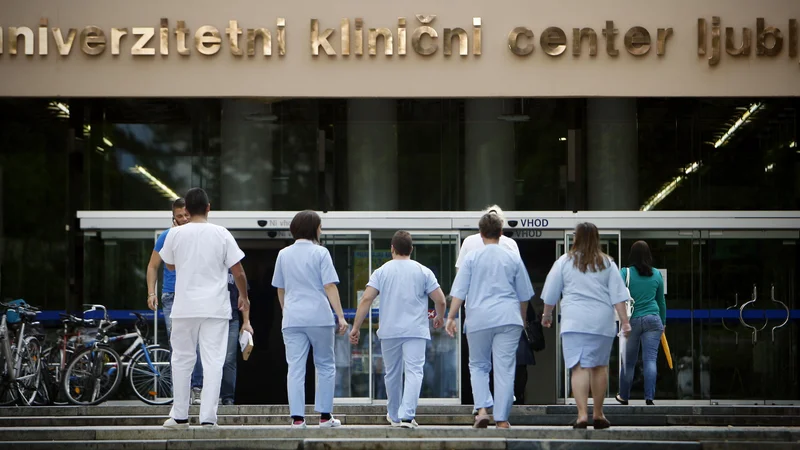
[0,16,796,65]
[0,0,796,97]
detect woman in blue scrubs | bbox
[446,213,535,429]
[540,222,631,429]
[272,210,349,429]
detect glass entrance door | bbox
[320,231,373,403]
[557,229,621,404]
[369,232,461,403]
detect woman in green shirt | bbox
[616,241,666,405]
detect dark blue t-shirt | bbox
[228,271,250,321]
[154,229,176,293]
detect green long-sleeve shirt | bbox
[620,266,666,325]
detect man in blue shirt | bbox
[146,197,204,404]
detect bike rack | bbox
[721,293,739,345]
[739,285,768,344]
[769,284,790,343]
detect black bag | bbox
[524,313,546,352]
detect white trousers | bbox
[381,338,426,422]
[283,326,336,418]
[467,325,521,422]
[170,317,228,424]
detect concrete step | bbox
[0,425,797,443]
[2,404,797,417]
[0,413,797,427]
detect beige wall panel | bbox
[0,0,796,97]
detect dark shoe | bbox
[473,414,490,429]
[646,400,655,406]
[615,394,628,405]
[572,420,588,429]
[593,417,611,429]
[221,398,235,406]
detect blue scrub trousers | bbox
[381,337,426,422]
[467,324,522,422]
[282,326,336,418]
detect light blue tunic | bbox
[540,254,630,338]
[368,259,440,340]
[449,244,535,334]
[272,240,340,330]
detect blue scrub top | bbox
[540,254,630,338]
[368,259,440,340]
[272,240,340,330]
[449,244,535,334]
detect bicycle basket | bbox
[5,299,28,324]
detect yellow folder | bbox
[661,333,673,369]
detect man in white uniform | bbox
[456,205,519,269]
[159,188,250,429]
[349,231,447,428]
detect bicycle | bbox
[0,301,45,406]
[41,312,102,405]
[62,304,173,405]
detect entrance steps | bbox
[0,405,797,449]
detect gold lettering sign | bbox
[508,27,534,56]
[310,19,335,56]
[573,28,598,57]
[656,28,672,56]
[277,18,286,56]
[398,18,407,56]
[757,17,783,56]
[443,27,468,56]
[111,28,127,55]
[541,27,566,56]
[80,26,106,55]
[624,26,650,56]
[602,20,619,56]
[412,15,438,56]
[473,18,482,56]
[160,18,169,55]
[132,27,155,56]
[9,27,34,55]
[227,20,243,56]
[39,18,48,55]
[175,21,190,55]
[341,19,350,56]
[247,28,271,56]
[726,27,751,56]
[195,25,221,56]
[709,16,720,65]
[369,27,393,56]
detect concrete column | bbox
[347,99,397,210]
[587,98,639,211]
[220,99,274,210]
[464,99,516,211]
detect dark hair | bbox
[569,222,608,273]
[171,197,186,211]
[290,210,322,242]
[628,240,654,277]
[391,231,413,256]
[478,213,503,240]
[184,188,209,216]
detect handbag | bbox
[624,267,635,317]
[523,307,546,352]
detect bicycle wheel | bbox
[42,345,73,405]
[63,345,122,406]
[15,337,43,406]
[0,347,17,406]
[128,346,173,405]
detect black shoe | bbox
[615,394,628,405]
[646,400,655,406]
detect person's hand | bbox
[349,327,360,345]
[542,314,553,328]
[621,322,632,338]
[433,316,444,329]
[337,318,348,335]
[238,296,250,313]
[241,321,254,336]
[445,318,457,337]
[147,294,158,311]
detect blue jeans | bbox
[192,318,240,402]
[162,293,204,390]
[619,314,664,401]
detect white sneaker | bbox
[163,418,189,429]
[201,422,218,429]
[319,417,342,428]
[400,419,419,429]
[386,414,401,427]
[291,420,307,429]
[191,387,202,405]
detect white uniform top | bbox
[159,222,245,320]
[450,245,535,334]
[272,240,340,330]
[367,259,440,340]
[455,234,520,268]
